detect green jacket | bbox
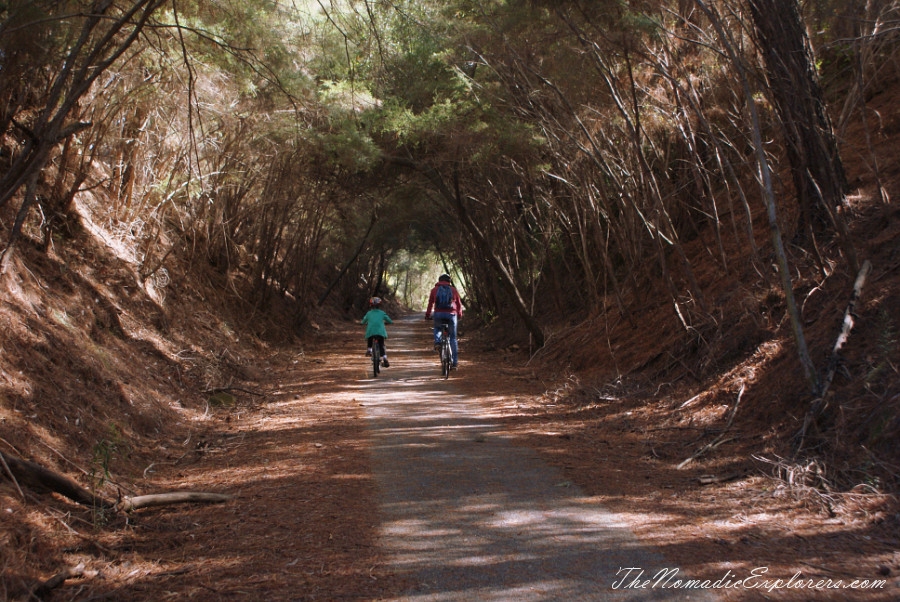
[361,308,393,339]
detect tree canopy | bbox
[1,0,892,368]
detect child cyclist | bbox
[361,297,393,367]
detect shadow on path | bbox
[355,316,717,601]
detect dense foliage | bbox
[1,0,897,367]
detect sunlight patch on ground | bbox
[355,317,720,601]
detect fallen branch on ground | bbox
[202,386,265,397]
[116,492,232,511]
[697,473,745,485]
[677,383,745,469]
[0,451,231,511]
[0,452,109,507]
[32,562,86,599]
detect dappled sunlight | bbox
[3,0,899,598]
[350,317,717,600]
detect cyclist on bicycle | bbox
[425,274,463,369]
[362,297,392,367]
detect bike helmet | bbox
[369,297,382,307]
[438,274,452,283]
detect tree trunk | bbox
[0,1,168,213]
[695,0,820,393]
[318,209,378,305]
[747,0,850,243]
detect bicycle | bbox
[370,336,385,378]
[437,319,452,379]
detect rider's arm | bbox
[424,287,435,318]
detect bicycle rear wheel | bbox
[372,339,381,377]
[440,339,451,379]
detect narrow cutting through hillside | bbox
[4,302,895,601]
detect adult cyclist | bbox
[425,274,463,369]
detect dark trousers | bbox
[432,313,458,365]
[367,336,386,356]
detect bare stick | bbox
[202,386,264,397]
[817,260,872,399]
[1,452,230,513]
[32,562,86,598]
[0,452,26,501]
[117,492,232,512]
[678,384,745,469]
[797,260,873,448]
[697,473,744,485]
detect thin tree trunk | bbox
[319,208,378,306]
[695,0,819,393]
[747,0,855,272]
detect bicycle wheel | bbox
[372,339,381,377]
[440,338,451,378]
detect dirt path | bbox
[337,316,717,600]
[66,313,894,601]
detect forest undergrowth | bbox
[2,31,900,602]
[3,175,899,600]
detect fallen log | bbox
[0,451,110,508]
[697,473,745,485]
[0,451,231,512]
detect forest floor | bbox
[2,294,897,600]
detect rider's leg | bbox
[432,314,444,348]
[366,336,373,356]
[376,336,389,367]
[447,314,459,366]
